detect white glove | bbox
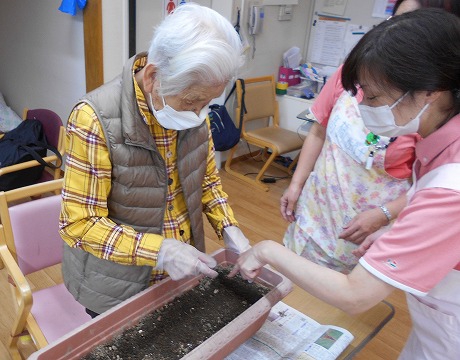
[223,226,251,254]
[156,239,218,280]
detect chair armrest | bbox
[0,243,34,336]
[0,155,60,176]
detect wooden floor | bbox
[0,158,411,359]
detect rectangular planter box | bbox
[30,249,293,360]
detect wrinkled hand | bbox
[339,208,388,245]
[156,239,218,280]
[280,184,302,222]
[223,226,251,254]
[228,244,265,281]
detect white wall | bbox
[0,0,86,122]
[136,0,166,54]
[0,0,313,126]
[102,0,130,83]
[135,0,235,54]
[0,0,382,130]
[313,0,384,27]
[135,0,314,80]
[306,0,384,67]
[235,0,314,79]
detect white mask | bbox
[148,93,208,130]
[359,92,429,137]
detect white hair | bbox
[147,3,244,96]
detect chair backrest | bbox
[10,195,63,274]
[0,179,64,275]
[23,108,65,154]
[22,108,66,183]
[236,75,279,132]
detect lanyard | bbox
[365,133,397,170]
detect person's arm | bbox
[280,122,325,221]
[201,122,250,253]
[281,66,346,222]
[59,103,164,267]
[352,226,390,258]
[233,188,460,314]
[339,194,407,244]
[229,240,393,315]
[339,134,419,244]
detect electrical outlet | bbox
[278,5,293,21]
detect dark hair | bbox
[342,9,460,113]
[393,0,460,17]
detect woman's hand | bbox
[352,236,373,258]
[279,122,326,223]
[352,225,391,258]
[280,183,303,222]
[339,208,388,244]
[228,242,270,281]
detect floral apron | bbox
[284,91,411,273]
[399,163,460,359]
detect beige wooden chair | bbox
[0,179,90,359]
[224,75,304,191]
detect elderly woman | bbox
[60,3,249,317]
[232,8,460,359]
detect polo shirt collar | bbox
[416,114,460,166]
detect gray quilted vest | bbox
[62,53,209,314]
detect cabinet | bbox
[277,95,315,135]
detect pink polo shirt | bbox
[311,65,419,179]
[360,114,460,296]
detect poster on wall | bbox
[372,0,397,18]
[321,0,349,16]
[342,24,369,60]
[163,0,188,18]
[310,16,348,67]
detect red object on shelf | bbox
[278,66,301,86]
[29,248,293,360]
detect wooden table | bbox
[282,284,394,359]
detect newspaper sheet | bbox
[226,301,354,360]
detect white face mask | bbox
[359,92,429,137]
[148,93,208,130]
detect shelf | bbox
[263,0,299,5]
[277,94,316,103]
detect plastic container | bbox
[301,78,320,94]
[29,249,293,360]
[287,78,321,99]
[276,81,288,95]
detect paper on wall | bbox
[372,0,397,18]
[342,24,369,60]
[310,18,347,67]
[321,0,349,17]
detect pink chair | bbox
[0,179,90,359]
[23,108,65,182]
[0,108,65,187]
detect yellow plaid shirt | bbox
[60,57,237,276]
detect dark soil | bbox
[82,266,271,360]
